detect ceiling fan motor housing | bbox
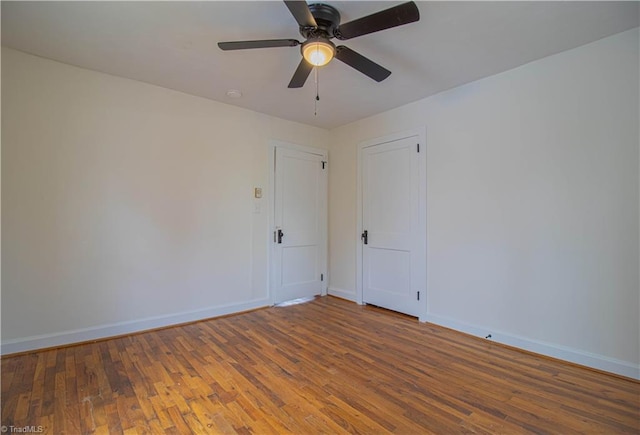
[302,3,341,39]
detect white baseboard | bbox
[1,298,271,355]
[7,298,636,380]
[425,313,640,380]
[327,286,357,302]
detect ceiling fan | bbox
[218,1,420,88]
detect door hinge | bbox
[361,230,368,245]
[417,291,420,300]
[321,273,324,282]
[417,143,420,153]
[322,161,327,169]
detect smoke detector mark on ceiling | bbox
[226,89,243,98]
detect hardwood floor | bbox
[2,296,638,434]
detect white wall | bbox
[328,28,639,378]
[1,47,329,352]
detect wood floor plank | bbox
[2,296,638,433]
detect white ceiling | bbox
[2,1,638,129]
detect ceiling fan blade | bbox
[335,46,391,82]
[218,39,300,51]
[335,1,419,40]
[288,58,314,88]
[284,1,317,28]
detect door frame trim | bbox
[356,128,427,320]
[268,140,328,305]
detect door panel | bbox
[368,147,411,240]
[282,245,317,285]
[274,146,326,303]
[362,135,424,317]
[368,249,411,294]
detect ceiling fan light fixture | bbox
[302,38,335,67]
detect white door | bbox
[273,146,327,303]
[361,135,425,317]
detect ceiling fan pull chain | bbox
[314,67,320,116]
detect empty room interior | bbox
[1,1,639,433]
